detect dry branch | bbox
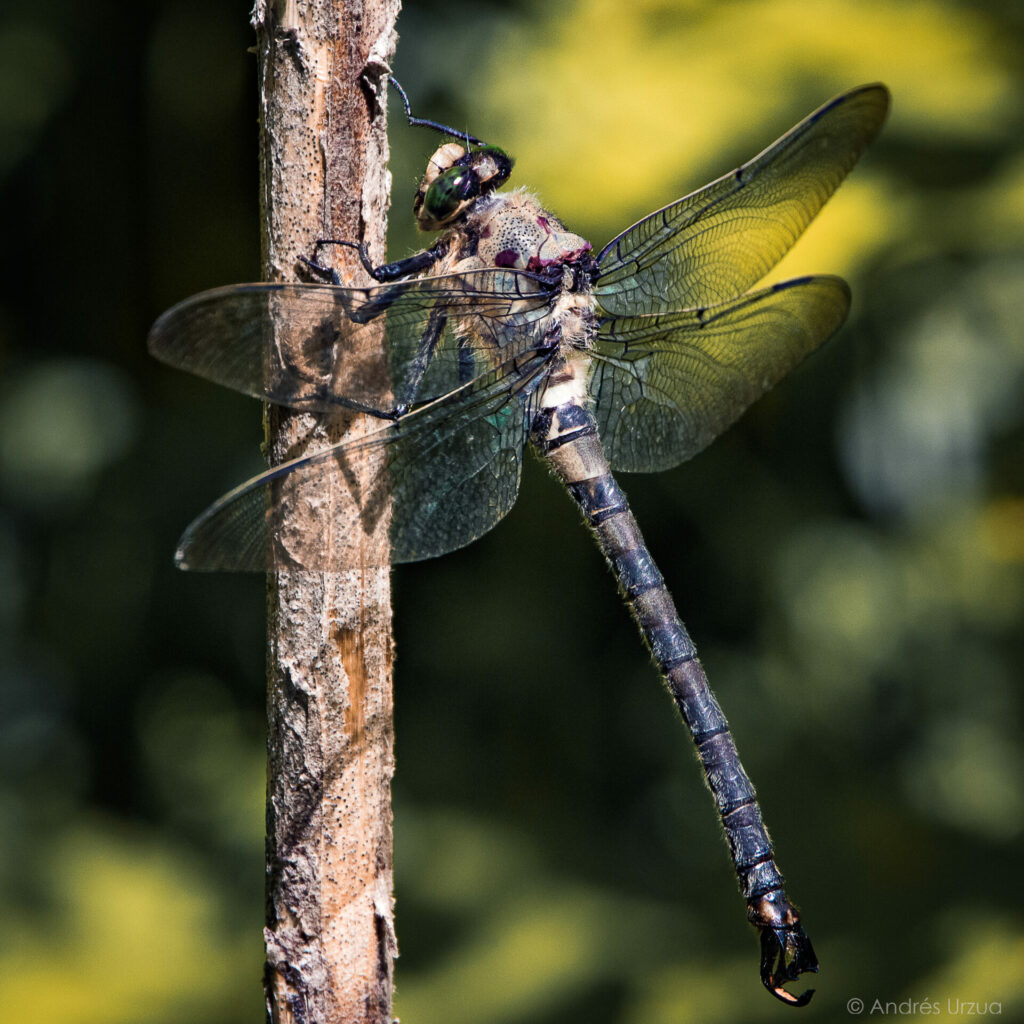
[252,2,401,1021]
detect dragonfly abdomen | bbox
[534,405,818,1004]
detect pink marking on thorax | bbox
[525,243,594,275]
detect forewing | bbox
[174,352,550,571]
[148,269,554,414]
[590,276,850,472]
[594,84,889,315]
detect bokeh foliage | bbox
[1,1,1022,1022]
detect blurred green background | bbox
[2,1,1023,1021]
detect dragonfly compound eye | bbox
[471,146,514,191]
[422,166,475,225]
[415,145,515,231]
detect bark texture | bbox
[252,2,400,1022]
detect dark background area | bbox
[2,1,1023,1022]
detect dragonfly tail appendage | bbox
[537,405,817,1006]
[752,891,818,1006]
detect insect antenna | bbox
[389,76,489,149]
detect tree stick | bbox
[251,2,400,1021]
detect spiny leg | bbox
[298,249,450,418]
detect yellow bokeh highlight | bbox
[2,821,259,1024]
[981,497,1024,563]
[483,0,1015,274]
[625,955,786,1024]
[912,915,1024,1016]
[393,882,671,1024]
[972,154,1024,252]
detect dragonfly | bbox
[149,80,889,1005]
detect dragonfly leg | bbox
[298,249,344,284]
[389,76,489,148]
[278,262,449,419]
[297,243,451,417]
[307,239,446,283]
[391,308,448,416]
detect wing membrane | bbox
[590,276,850,472]
[148,269,555,414]
[175,352,550,571]
[594,84,889,315]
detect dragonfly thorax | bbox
[435,189,598,361]
[463,191,594,278]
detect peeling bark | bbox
[252,2,401,1022]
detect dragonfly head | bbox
[414,143,514,231]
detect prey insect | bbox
[149,79,890,1004]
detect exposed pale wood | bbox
[251,2,400,1021]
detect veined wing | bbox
[175,349,551,571]
[148,268,556,415]
[590,276,850,473]
[593,84,889,315]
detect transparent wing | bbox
[593,84,889,315]
[175,351,551,571]
[148,269,555,414]
[590,276,850,472]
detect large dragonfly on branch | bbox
[150,80,889,1005]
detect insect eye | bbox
[473,147,514,191]
[423,167,474,223]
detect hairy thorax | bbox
[440,189,598,358]
[470,191,592,274]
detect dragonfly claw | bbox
[758,922,818,1006]
[749,891,818,1006]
